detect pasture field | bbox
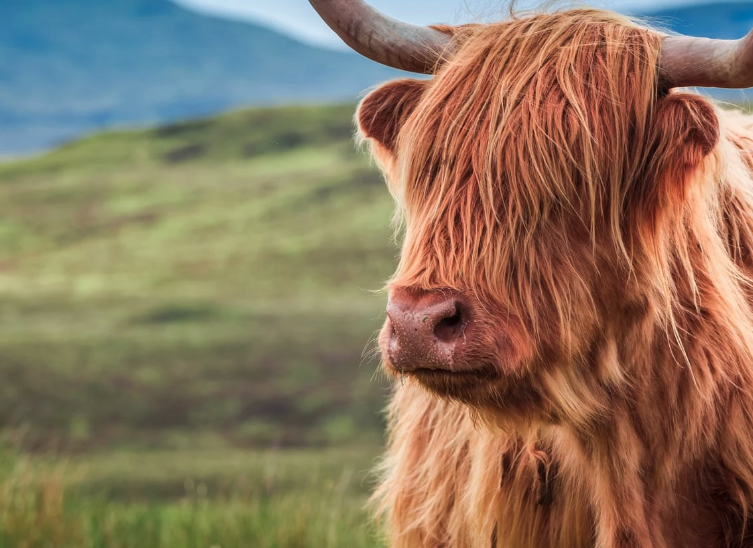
[0,103,396,450]
[0,103,396,545]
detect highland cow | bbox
[310,1,753,546]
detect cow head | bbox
[310,1,753,417]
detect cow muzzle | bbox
[383,287,477,373]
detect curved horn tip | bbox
[308,0,453,74]
[660,28,753,90]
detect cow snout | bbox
[384,288,473,372]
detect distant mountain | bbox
[1,0,751,156]
[0,0,399,155]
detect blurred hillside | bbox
[0,0,398,155]
[2,0,752,156]
[0,103,396,452]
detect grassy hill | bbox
[0,102,397,452]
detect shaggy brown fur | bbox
[356,7,753,548]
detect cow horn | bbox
[308,0,453,74]
[310,1,753,88]
[660,29,753,89]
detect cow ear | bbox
[639,93,719,210]
[357,78,427,155]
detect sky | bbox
[172,0,743,47]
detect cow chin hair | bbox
[364,6,753,548]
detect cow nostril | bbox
[434,305,463,344]
[385,290,476,371]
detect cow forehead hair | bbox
[389,10,663,287]
[370,8,729,354]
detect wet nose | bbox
[385,288,471,371]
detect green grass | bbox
[0,446,384,548]
[0,103,397,451]
[0,102,396,546]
